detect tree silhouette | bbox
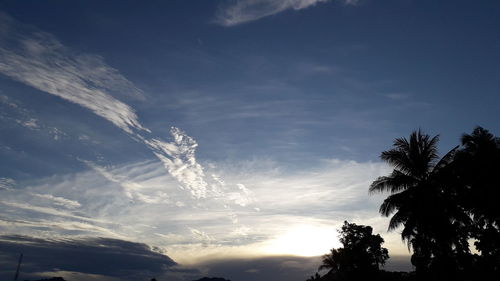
[319,248,345,273]
[369,130,470,277]
[319,221,389,279]
[455,127,500,276]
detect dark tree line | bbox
[370,126,500,280]
[308,127,500,281]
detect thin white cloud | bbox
[225,183,253,207]
[0,218,126,239]
[0,156,410,263]
[49,127,67,141]
[30,193,82,209]
[0,94,22,109]
[215,0,329,26]
[0,56,145,135]
[21,118,39,129]
[81,159,172,204]
[0,177,15,190]
[1,94,37,128]
[0,12,213,199]
[145,127,209,199]
[190,227,215,243]
[0,200,109,225]
[0,13,147,134]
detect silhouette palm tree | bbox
[369,130,469,275]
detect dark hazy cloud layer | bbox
[0,235,177,281]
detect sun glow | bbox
[263,225,341,257]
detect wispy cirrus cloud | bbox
[215,0,340,26]
[0,25,147,134]
[0,177,15,190]
[0,12,214,199]
[145,127,209,199]
[30,193,82,209]
[0,154,410,265]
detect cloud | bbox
[0,154,413,267]
[0,177,15,190]
[190,228,215,244]
[0,200,114,227]
[145,127,209,199]
[194,254,410,281]
[30,193,82,209]
[0,94,36,128]
[0,217,126,239]
[21,118,39,129]
[0,235,178,281]
[80,159,172,204]
[0,13,146,134]
[0,235,410,281]
[0,14,410,262]
[215,0,330,26]
[194,255,322,281]
[0,12,213,199]
[0,94,75,147]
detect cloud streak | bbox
[30,193,82,209]
[0,12,215,199]
[145,127,209,199]
[0,13,146,134]
[0,153,411,266]
[215,0,329,26]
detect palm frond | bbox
[369,170,416,194]
[432,145,459,174]
[379,193,403,217]
[381,149,413,174]
[388,213,402,231]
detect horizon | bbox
[1,1,499,280]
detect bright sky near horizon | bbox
[0,1,499,280]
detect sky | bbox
[0,0,499,280]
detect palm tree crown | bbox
[370,130,468,272]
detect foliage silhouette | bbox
[307,127,499,281]
[368,127,500,280]
[369,130,471,277]
[318,221,389,280]
[455,127,500,278]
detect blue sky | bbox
[1,0,499,280]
